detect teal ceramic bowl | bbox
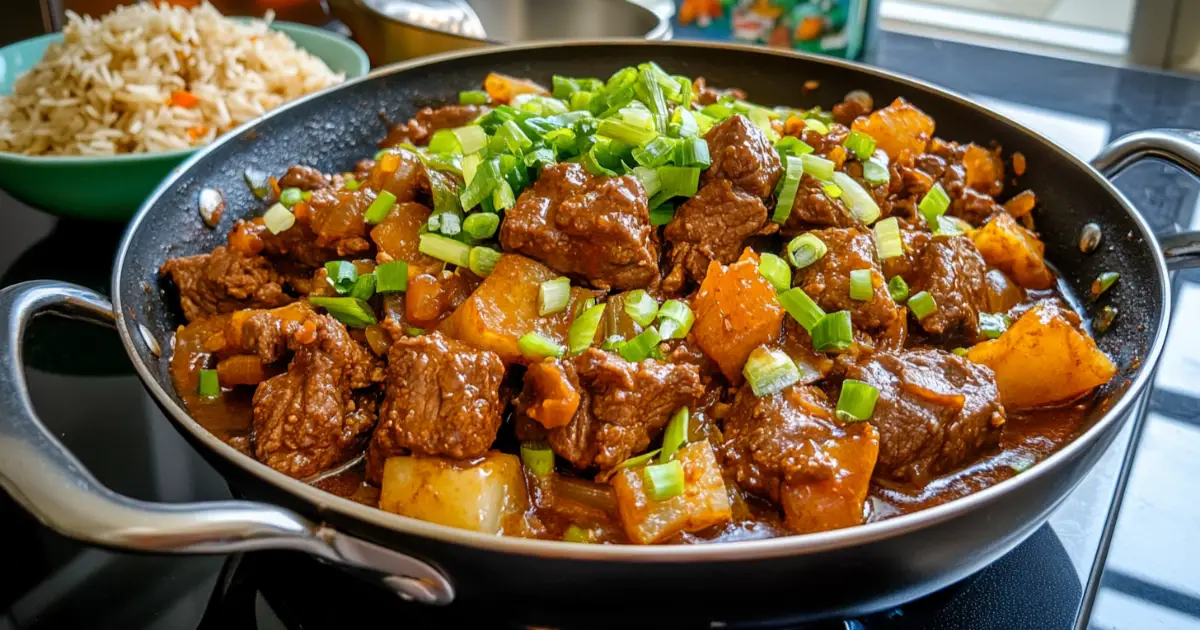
[0,22,369,221]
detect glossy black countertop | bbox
[1,30,1199,629]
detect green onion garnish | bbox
[375,261,408,293]
[520,441,555,476]
[302,190,313,201]
[800,153,836,181]
[643,460,685,501]
[823,183,843,199]
[979,312,1011,339]
[263,203,295,235]
[832,172,881,224]
[407,327,425,336]
[656,299,695,340]
[659,407,689,464]
[601,334,625,351]
[649,166,701,208]
[198,368,220,398]
[308,297,377,328]
[348,273,376,302]
[1095,305,1118,333]
[632,166,661,197]
[538,277,571,316]
[843,130,877,161]
[759,253,792,292]
[459,90,489,105]
[775,135,814,159]
[460,157,501,210]
[777,287,826,333]
[563,525,592,543]
[343,178,360,192]
[365,190,398,224]
[618,448,662,469]
[849,269,874,301]
[518,332,566,361]
[649,204,676,226]
[279,187,302,208]
[1091,271,1119,298]
[786,233,828,269]
[812,310,853,352]
[244,167,270,199]
[463,212,500,240]
[598,117,658,147]
[873,217,903,260]
[772,155,805,223]
[468,246,501,277]
[496,120,533,154]
[803,117,830,135]
[569,303,606,355]
[632,136,677,168]
[908,291,937,320]
[623,289,660,327]
[835,379,879,423]
[675,136,711,168]
[324,260,358,294]
[952,347,969,357]
[462,153,482,185]
[887,275,909,303]
[918,183,951,225]
[418,233,471,267]
[743,346,802,397]
[618,326,663,363]
[863,160,890,186]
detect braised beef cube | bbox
[880,229,989,338]
[845,349,1005,482]
[905,140,1004,226]
[251,315,381,479]
[518,348,704,471]
[227,302,316,364]
[831,91,873,127]
[692,76,746,106]
[663,179,772,293]
[703,115,782,199]
[721,383,879,534]
[255,220,343,270]
[160,246,292,322]
[380,104,488,148]
[366,332,506,483]
[499,163,659,290]
[793,228,900,332]
[780,175,858,234]
[278,165,329,190]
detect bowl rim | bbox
[0,20,369,166]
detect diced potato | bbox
[780,422,878,534]
[983,269,1025,314]
[850,98,935,160]
[612,441,732,544]
[968,305,1117,409]
[369,202,440,274]
[484,72,549,104]
[692,249,785,383]
[439,254,594,363]
[963,144,1004,195]
[379,452,529,534]
[1003,190,1037,218]
[971,212,1054,290]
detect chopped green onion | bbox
[823,183,843,199]
[365,190,398,224]
[462,153,482,185]
[671,107,700,138]
[513,94,568,115]
[279,187,302,208]
[463,212,500,240]
[743,346,802,397]
[598,118,658,147]
[632,166,661,197]
[777,288,826,333]
[301,190,313,201]
[675,137,711,168]
[582,146,619,176]
[492,179,516,212]
[979,312,1011,339]
[198,368,220,398]
[308,296,377,328]
[520,441,555,476]
[632,136,677,168]
[873,217,903,260]
[460,157,501,210]
[803,118,830,135]
[1091,271,1119,298]
[563,525,592,543]
[468,246,501,277]
[649,166,701,207]
[569,303,606,355]
[887,276,910,303]
[656,299,695,340]
[786,233,828,269]
[800,154,835,181]
[459,90,489,105]
[518,332,565,361]
[617,448,662,469]
[771,155,805,223]
[649,204,676,227]
[454,125,488,155]
[324,260,358,294]
[375,261,408,293]
[835,379,879,423]
[832,172,881,224]
[538,277,571,316]
[812,310,853,352]
[263,203,294,235]
[1095,305,1118,333]
[618,326,663,362]
[862,160,890,186]
[348,273,376,301]
[849,269,874,301]
[1009,455,1035,474]
[843,130,877,161]
[418,233,471,267]
[775,136,814,159]
[918,183,951,225]
[759,253,791,292]
[244,167,270,199]
[952,347,969,357]
[659,407,689,464]
[342,178,360,192]
[643,460,685,501]
[623,290,659,327]
[908,291,937,320]
[700,102,734,120]
[406,327,425,336]
[933,215,966,236]
[552,75,580,98]
[601,334,625,351]
[497,120,532,154]
[428,129,460,155]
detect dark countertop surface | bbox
[1,30,1198,630]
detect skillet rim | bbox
[113,39,1171,562]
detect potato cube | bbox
[612,441,732,544]
[379,452,529,534]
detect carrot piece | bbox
[1012,152,1027,176]
[483,72,549,104]
[1003,190,1037,218]
[187,125,208,141]
[291,201,311,222]
[170,90,200,108]
[216,355,269,386]
[268,176,281,199]
[523,361,580,430]
[691,249,785,383]
[228,220,265,255]
[378,152,401,174]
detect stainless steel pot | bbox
[1,41,1197,625]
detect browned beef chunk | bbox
[518,349,704,470]
[899,140,1004,226]
[366,332,505,483]
[256,221,342,270]
[780,175,858,233]
[251,314,381,479]
[880,229,989,338]
[793,227,900,332]
[831,91,873,127]
[160,246,292,322]
[227,302,316,364]
[278,165,329,190]
[845,349,1005,482]
[692,76,747,106]
[663,179,772,293]
[380,104,488,148]
[721,383,879,533]
[499,163,659,290]
[703,115,782,199]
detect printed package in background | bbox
[675,0,869,59]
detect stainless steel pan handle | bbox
[1092,128,1200,270]
[0,280,454,605]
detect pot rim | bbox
[114,39,1171,562]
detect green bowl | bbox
[0,22,369,221]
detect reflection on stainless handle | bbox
[0,280,454,605]
[1092,128,1200,270]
